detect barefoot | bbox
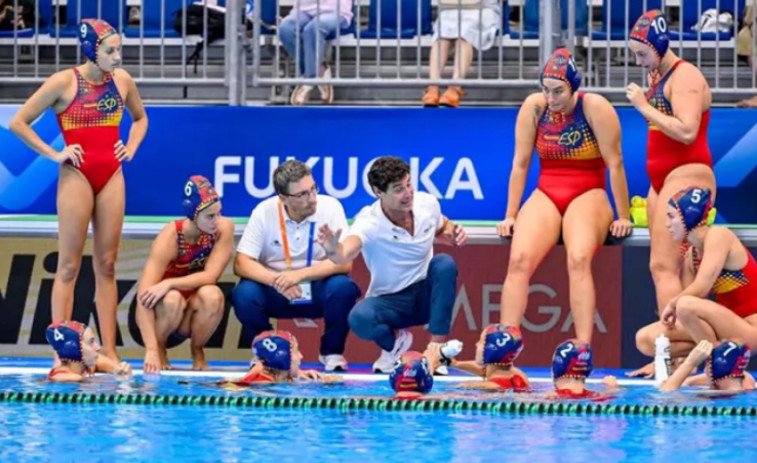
[158,345,173,370]
[626,361,654,378]
[191,346,209,371]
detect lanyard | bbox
[278,202,315,269]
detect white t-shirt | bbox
[237,195,348,272]
[347,191,444,297]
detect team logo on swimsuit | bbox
[96,92,119,113]
[557,130,582,148]
[188,251,211,271]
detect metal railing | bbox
[0,0,231,101]
[1,0,756,104]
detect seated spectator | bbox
[279,0,353,105]
[422,0,502,107]
[737,1,757,107]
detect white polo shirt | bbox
[347,191,444,297]
[237,195,348,272]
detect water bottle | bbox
[654,334,672,384]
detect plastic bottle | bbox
[654,334,672,384]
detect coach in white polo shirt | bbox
[318,156,467,374]
[231,160,360,372]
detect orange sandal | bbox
[439,86,464,108]
[422,85,440,107]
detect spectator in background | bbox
[422,0,502,108]
[279,0,353,106]
[737,1,757,107]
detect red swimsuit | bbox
[489,375,530,392]
[238,371,275,384]
[692,246,757,318]
[535,92,607,215]
[645,60,713,193]
[161,219,216,300]
[57,68,124,194]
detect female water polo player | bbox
[136,176,233,373]
[544,339,621,401]
[10,19,148,363]
[635,188,757,365]
[45,321,131,382]
[660,340,755,393]
[224,331,341,385]
[626,10,716,349]
[443,324,531,392]
[497,48,632,354]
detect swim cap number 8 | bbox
[261,338,278,352]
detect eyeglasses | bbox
[286,184,318,199]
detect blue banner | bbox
[2,105,757,222]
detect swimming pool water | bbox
[1,402,755,463]
[1,361,755,463]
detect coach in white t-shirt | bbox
[318,156,467,374]
[231,160,360,372]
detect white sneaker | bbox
[319,354,348,372]
[427,341,459,376]
[318,65,334,104]
[372,329,413,373]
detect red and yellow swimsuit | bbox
[535,92,606,215]
[57,67,124,194]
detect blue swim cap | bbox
[78,19,117,63]
[252,331,295,371]
[630,10,669,57]
[541,48,582,92]
[389,351,434,394]
[45,321,87,362]
[482,324,524,366]
[552,340,594,381]
[668,187,713,234]
[182,175,220,220]
[710,340,750,382]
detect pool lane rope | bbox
[1,392,756,416]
